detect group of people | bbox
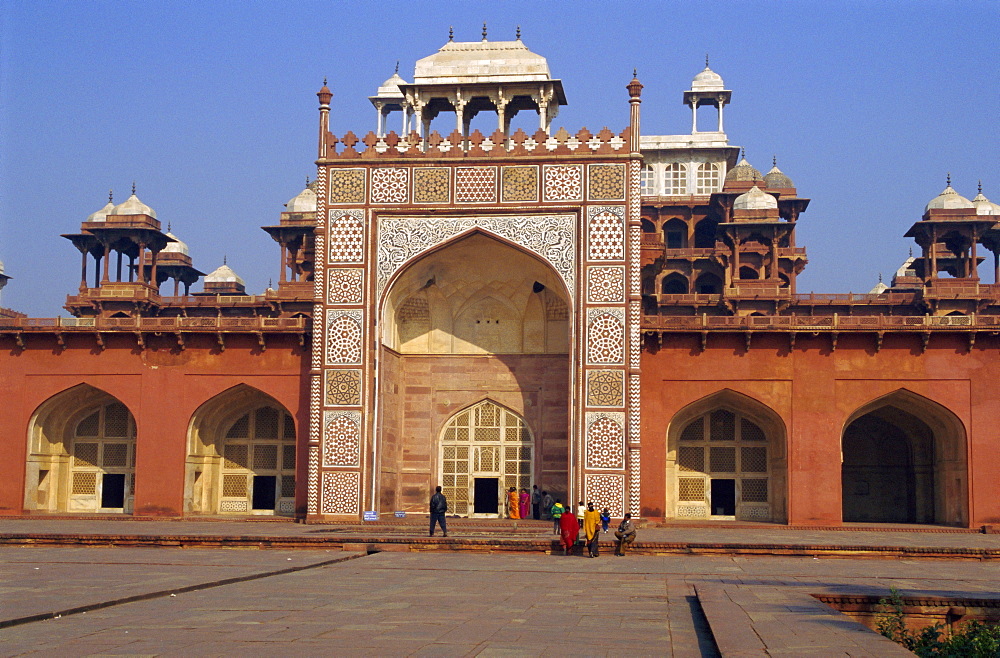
[549,500,636,557]
[430,485,638,556]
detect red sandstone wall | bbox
[0,332,309,516]
[379,352,570,513]
[641,332,1000,526]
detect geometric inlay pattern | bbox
[322,410,361,467]
[328,168,365,204]
[320,470,360,515]
[501,165,538,202]
[585,411,626,469]
[377,214,576,301]
[326,268,364,305]
[584,473,626,518]
[543,164,583,202]
[586,307,625,365]
[586,370,625,407]
[328,210,365,263]
[371,167,409,204]
[324,369,362,406]
[413,167,450,203]
[586,265,626,303]
[455,167,497,203]
[588,164,626,201]
[587,206,626,260]
[324,310,363,365]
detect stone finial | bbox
[108,189,113,203]
[627,69,643,98]
[132,181,136,195]
[167,221,172,232]
[706,54,710,67]
[741,147,746,159]
[323,76,327,86]
[449,26,453,41]
[223,255,227,265]
[394,60,399,74]
[306,176,310,187]
[482,22,487,41]
[909,246,914,258]
[878,272,883,283]
[946,172,951,187]
[773,155,777,167]
[516,25,521,40]
[979,179,983,194]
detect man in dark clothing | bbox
[614,512,636,556]
[531,485,541,520]
[429,486,448,537]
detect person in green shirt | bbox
[550,499,565,534]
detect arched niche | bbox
[666,389,788,523]
[186,384,297,516]
[842,389,967,526]
[25,384,136,514]
[381,231,570,355]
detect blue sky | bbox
[1,1,998,316]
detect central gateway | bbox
[307,35,643,519]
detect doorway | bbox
[100,473,126,509]
[474,478,499,515]
[711,479,736,517]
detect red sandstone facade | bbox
[1,35,998,526]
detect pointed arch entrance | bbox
[376,230,571,514]
[842,390,967,525]
[666,390,787,522]
[186,385,297,516]
[25,384,136,513]
[440,400,533,517]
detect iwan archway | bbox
[25,384,136,514]
[376,231,571,514]
[841,389,968,526]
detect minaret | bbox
[317,78,333,159]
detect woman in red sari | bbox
[507,487,520,519]
[518,488,530,520]
[559,507,579,555]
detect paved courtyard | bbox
[1,542,998,656]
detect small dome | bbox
[112,193,158,219]
[764,164,795,190]
[925,183,973,212]
[204,263,245,286]
[86,200,116,223]
[374,71,408,98]
[161,232,189,256]
[725,157,764,183]
[971,190,1000,216]
[285,186,317,213]
[868,281,889,295]
[733,185,777,211]
[691,66,725,92]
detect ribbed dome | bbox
[112,193,158,219]
[733,185,778,211]
[925,184,973,212]
[86,201,116,223]
[725,157,764,183]
[204,263,245,286]
[972,190,1000,216]
[691,66,725,92]
[764,164,795,190]
[161,232,189,256]
[285,186,317,213]
[374,71,407,98]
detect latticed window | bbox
[696,163,722,194]
[440,400,532,517]
[69,401,136,511]
[663,163,687,195]
[220,407,297,515]
[640,165,657,195]
[676,407,771,519]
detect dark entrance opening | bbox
[474,477,499,515]
[101,473,126,508]
[252,475,277,510]
[710,478,736,516]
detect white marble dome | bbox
[925,184,973,212]
[205,263,245,286]
[86,200,116,223]
[691,66,725,92]
[161,232,189,256]
[112,193,158,219]
[734,185,778,211]
[285,186,317,213]
[374,71,407,99]
[972,190,1000,216]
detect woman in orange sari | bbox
[507,487,520,519]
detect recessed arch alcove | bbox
[376,230,572,514]
[841,389,967,526]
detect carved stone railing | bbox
[321,126,631,160]
[0,316,309,332]
[643,313,995,332]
